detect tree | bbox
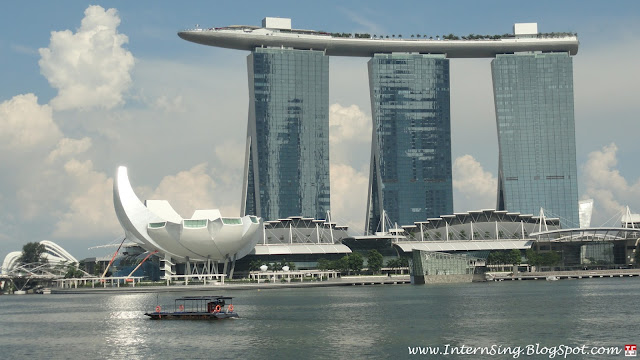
[386,257,408,274]
[487,251,512,266]
[332,256,350,274]
[508,249,522,266]
[64,263,85,278]
[487,252,499,265]
[249,260,263,271]
[459,230,467,240]
[316,258,331,271]
[348,253,363,275]
[19,242,47,265]
[526,249,540,267]
[386,258,400,273]
[367,250,383,274]
[540,251,561,267]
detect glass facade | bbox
[242,48,330,221]
[366,54,453,234]
[492,53,579,228]
[412,251,478,276]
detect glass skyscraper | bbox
[366,54,453,234]
[242,48,330,221]
[492,52,579,228]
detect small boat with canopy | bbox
[145,296,238,320]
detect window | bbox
[184,220,207,228]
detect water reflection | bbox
[0,278,639,359]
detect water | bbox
[0,277,638,359]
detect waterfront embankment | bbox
[488,268,640,281]
[50,275,412,294]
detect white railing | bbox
[163,273,226,286]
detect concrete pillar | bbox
[222,258,229,277]
[229,254,237,280]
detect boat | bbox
[35,287,51,295]
[145,296,238,320]
[546,275,559,281]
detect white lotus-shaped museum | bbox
[113,166,261,265]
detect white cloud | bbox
[38,5,134,111]
[338,7,385,35]
[452,154,497,211]
[53,159,119,239]
[330,163,369,233]
[0,94,60,152]
[47,137,92,163]
[449,58,497,174]
[329,103,371,145]
[0,93,95,223]
[582,143,640,224]
[11,44,38,56]
[154,95,185,113]
[214,139,245,170]
[147,163,218,218]
[329,102,372,170]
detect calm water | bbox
[0,278,638,359]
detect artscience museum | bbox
[113,166,262,278]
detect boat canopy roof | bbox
[175,296,234,301]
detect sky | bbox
[1,1,639,260]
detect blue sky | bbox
[1,1,639,260]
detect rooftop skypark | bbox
[178,18,579,58]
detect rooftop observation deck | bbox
[178,25,579,58]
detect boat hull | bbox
[144,312,239,320]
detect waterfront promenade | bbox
[9,269,640,295]
[488,268,640,281]
[50,274,412,294]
